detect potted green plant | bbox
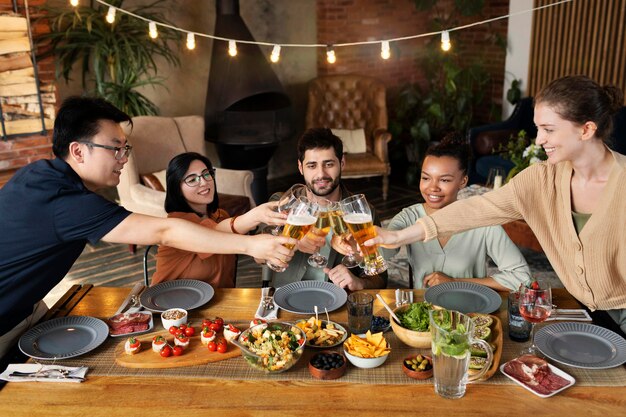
[498,130,547,182]
[389,0,499,184]
[36,0,180,116]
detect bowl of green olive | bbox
[402,354,433,380]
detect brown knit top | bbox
[152,209,236,288]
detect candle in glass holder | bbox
[493,175,503,189]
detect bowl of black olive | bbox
[308,351,347,380]
[370,315,391,333]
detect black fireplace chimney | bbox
[205,0,295,204]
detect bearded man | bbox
[260,128,387,289]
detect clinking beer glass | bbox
[339,194,387,276]
[266,196,318,272]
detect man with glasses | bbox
[0,96,296,361]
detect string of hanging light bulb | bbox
[70,0,572,64]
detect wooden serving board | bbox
[468,314,503,381]
[114,331,240,369]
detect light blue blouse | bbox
[383,204,532,290]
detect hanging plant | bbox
[36,0,180,116]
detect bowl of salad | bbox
[391,302,433,348]
[237,322,306,373]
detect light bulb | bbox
[380,41,391,60]
[441,31,451,52]
[69,0,79,6]
[186,33,196,50]
[105,6,116,24]
[228,40,237,57]
[270,45,281,63]
[148,22,158,39]
[326,46,336,64]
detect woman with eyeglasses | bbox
[152,152,286,287]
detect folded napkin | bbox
[254,287,279,320]
[0,364,88,383]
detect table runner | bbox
[30,321,626,387]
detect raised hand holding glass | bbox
[307,199,332,268]
[266,197,318,273]
[264,184,307,236]
[340,194,387,275]
[328,201,363,268]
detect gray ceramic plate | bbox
[535,322,626,369]
[140,279,214,312]
[424,282,502,314]
[19,316,108,360]
[274,281,347,314]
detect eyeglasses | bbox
[183,169,215,187]
[81,142,133,160]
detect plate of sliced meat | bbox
[107,312,153,337]
[500,354,575,398]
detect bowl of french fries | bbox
[343,331,391,369]
[295,316,348,348]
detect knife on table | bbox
[259,287,276,318]
[115,282,146,315]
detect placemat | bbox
[28,321,626,386]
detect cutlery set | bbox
[8,366,88,382]
[547,309,592,321]
[115,283,146,314]
[255,286,277,319]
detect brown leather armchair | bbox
[306,74,392,200]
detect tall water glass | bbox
[347,292,374,334]
[429,309,493,399]
[266,197,317,272]
[340,194,387,276]
[328,201,363,268]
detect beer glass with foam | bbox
[266,196,318,272]
[307,199,332,268]
[328,201,363,268]
[339,194,387,275]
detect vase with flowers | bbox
[498,130,547,182]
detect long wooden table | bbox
[1,287,624,416]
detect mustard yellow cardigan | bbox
[419,150,626,311]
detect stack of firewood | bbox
[0,13,55,137]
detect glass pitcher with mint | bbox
[429,309,493,399]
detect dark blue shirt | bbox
[0,158,131,335]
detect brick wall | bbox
[0,0,55,188]
[316,0,509,122]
